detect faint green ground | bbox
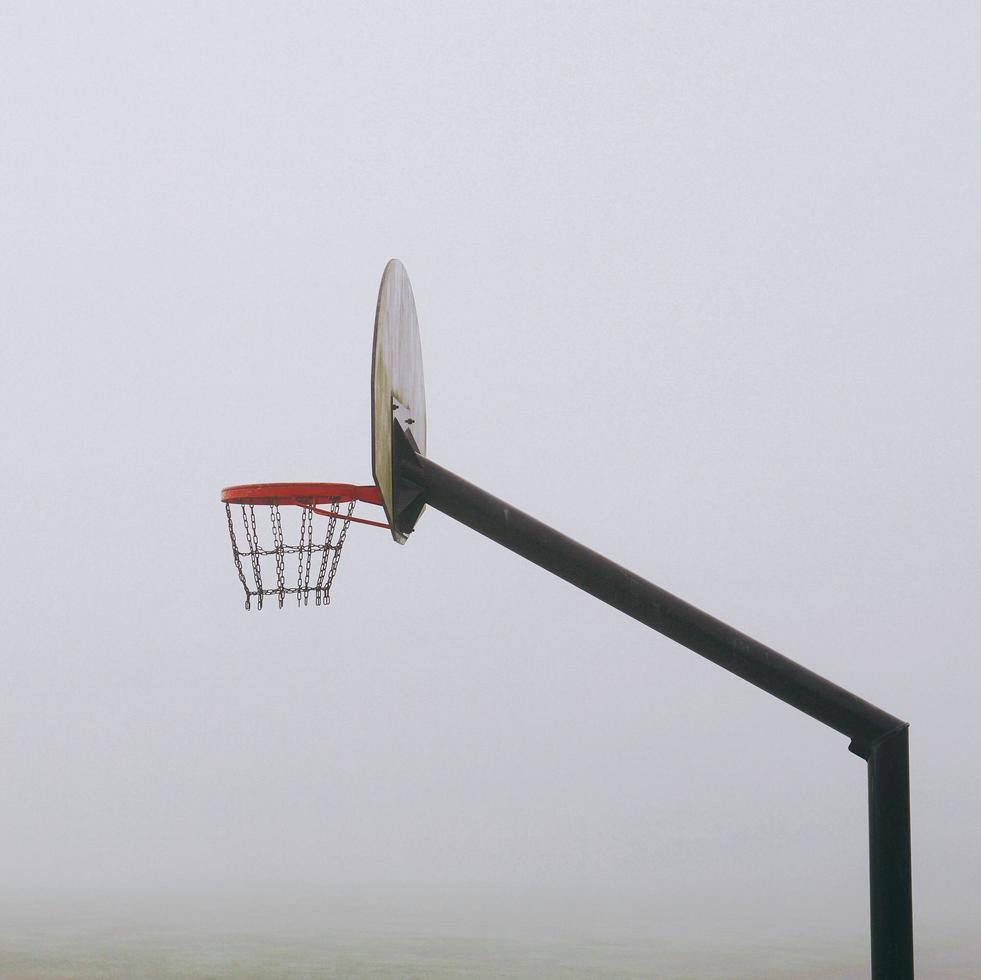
[0,921,975,979]
[0,927,861,980]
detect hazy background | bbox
[2,2,979,976]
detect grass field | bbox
[1,912,975,978]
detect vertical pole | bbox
[866,726,914,979]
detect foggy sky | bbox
[2,0,979,966]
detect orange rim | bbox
[221,483,389,529]
[221,482,383,506]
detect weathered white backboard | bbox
[371,259,427,543]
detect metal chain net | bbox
[223,500,357,610]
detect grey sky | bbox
[2,0,979,970]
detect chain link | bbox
[270,505,286,608]
[223,499,359,610]
[315,504,339,606]
[243,506,264,609]
[323,500,356,604]
[301,508,315,605]
[225,504,251,609]
[296,505,313,606]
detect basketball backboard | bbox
[371,259,427,543]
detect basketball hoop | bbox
[221,483,388,609]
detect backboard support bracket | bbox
[392,420,426,538]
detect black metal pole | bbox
[868,726,914,978]
[399,448,913,979]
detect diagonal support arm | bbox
[396,438,913,979]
